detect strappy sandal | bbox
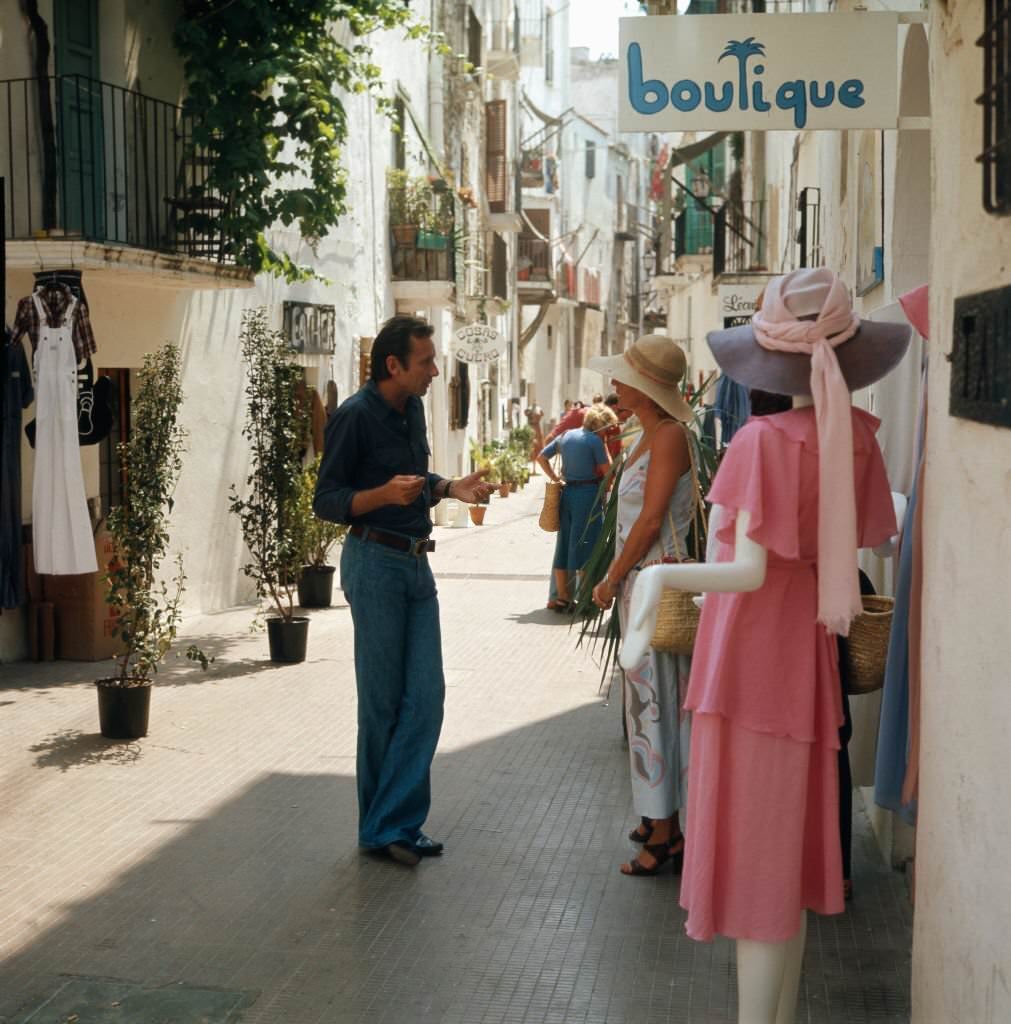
[620,840,683,877]
[628,817,653,843]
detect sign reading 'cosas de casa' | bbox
[618,13,899,133]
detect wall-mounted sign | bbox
[283,301,336,355]
[619,13,899,133]
[453,323,504,365]
[718,279,769,328]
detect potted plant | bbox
[98,343,203,739]
[229,308,310,663]
[387,168,421,247]
[417,185,455,251]
[292,456,347,608]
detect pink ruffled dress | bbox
[679,407,896,943]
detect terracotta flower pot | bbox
[499,482,510,498]
[469,505,487,526]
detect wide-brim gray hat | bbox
[708,320,912,395]
[706,269,912,395]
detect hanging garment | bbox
[0,333,34,607]
[713,373,751,447]
[679,407,896,943]
[30,293,97,575]
[614,446,695,820]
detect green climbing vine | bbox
[174,0,438,280]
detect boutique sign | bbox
[618,12,899,133]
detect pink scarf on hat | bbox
[751,272,862,636]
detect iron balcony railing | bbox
[517,236,551,283]
[713,200,768,277]
[0,75,230,262]
[388,185,456,282]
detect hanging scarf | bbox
[751,270,862,636]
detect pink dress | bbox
[679,407,895,943]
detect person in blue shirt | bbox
[314,315,494,866]
[536,404,615,610]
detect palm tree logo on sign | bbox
[718,38,766,112]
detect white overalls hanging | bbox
[31,292,97,575]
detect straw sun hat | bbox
[588,334,693,422]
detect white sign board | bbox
[619,13,899,133]
[718,279,770,327]
[453,323,504,364]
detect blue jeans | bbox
[340,532,445,848]
[552,484,602,572]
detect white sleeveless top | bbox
[615,443,695,564]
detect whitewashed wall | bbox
[912,4,1011,1022]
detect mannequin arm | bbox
[619,509,767,670]
[871,491,907,558]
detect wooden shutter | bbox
[486,100,508,213]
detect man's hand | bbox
[451,469,496,505]
[383,475,426,507]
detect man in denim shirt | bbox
[314,315,494,866]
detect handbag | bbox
[840,595,895,695]
[538,479,562,532]
[649,426,705,656]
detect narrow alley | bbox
[0,483,911,1024]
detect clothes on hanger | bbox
[0,330,34,607]
[10,279,97,362]
[28,290,97,575]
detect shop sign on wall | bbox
[718,279,769,328]
[283,301,336,355]
[619,13,899,133]
[454,323,504,365]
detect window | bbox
[492,233,508,299]
[485,100,508,213]
[795,186,821,268]
[977,1,1010,213]
[391,97,406,170]
[585,140,596,179]
[467,6,483,69]
[544,10,554,83]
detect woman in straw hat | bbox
[619,269,909,1023]
[588,334,698,876]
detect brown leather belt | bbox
[350,525,435,556]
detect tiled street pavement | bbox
[0,481,912,1024]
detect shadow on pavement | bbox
[0,704,913,1024]
[28,729,145,772]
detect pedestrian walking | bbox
[314,314,495,866]
[589,335,697,876]
[537,404,615,611]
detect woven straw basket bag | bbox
[649,428,704,657]
[841,594,895,695]
[538,480,562,532]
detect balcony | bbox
[713,200,769,278]
[0,75,249,285]
[487,18,520,80]
[517,236,554,303]
[388,182,455,299]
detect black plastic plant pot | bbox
[297,565,336,608]
[267,616,309,664]
[96,679,152,739]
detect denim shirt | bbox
[313,381,444,538]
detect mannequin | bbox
[620,406,802,1024]
[618,270,912,1024]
